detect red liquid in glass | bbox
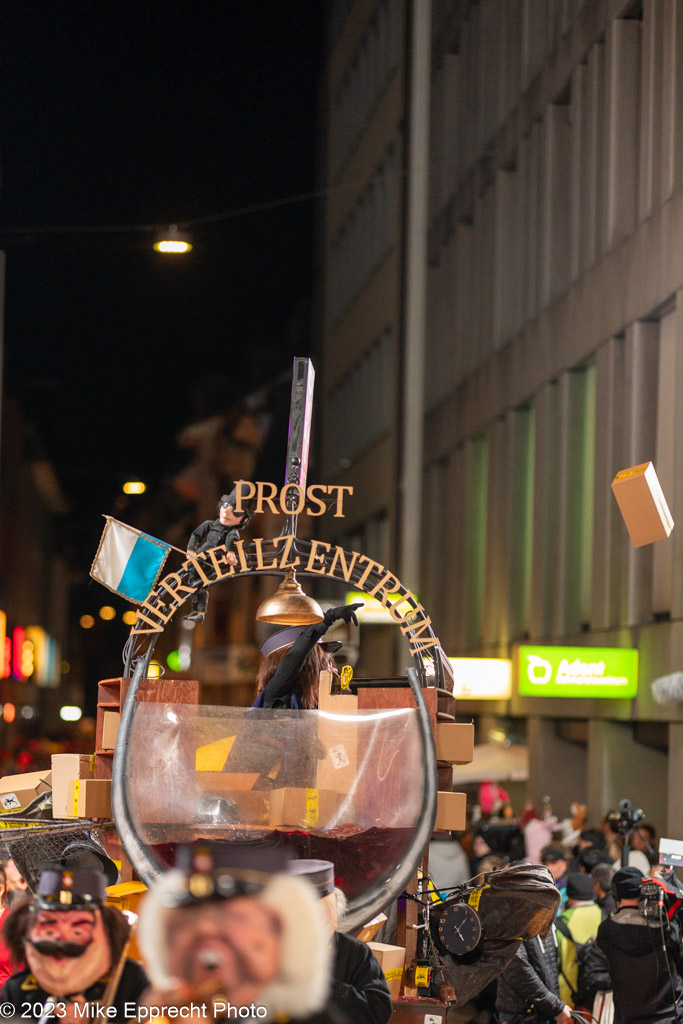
[147,824,414,900]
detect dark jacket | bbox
[495,928,564,1023]
[257,619,329,708]
[188,519,240,554]
[0,959,148,1022]
[327,931,392,1024]
[597,906,683,1023]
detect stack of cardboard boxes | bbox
[51,753,112,819]
[0,752,116,821]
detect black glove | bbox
[323,602,363,628]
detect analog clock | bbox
[436,902,483,956]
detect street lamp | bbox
[152,224,193,254]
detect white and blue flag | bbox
[91,517,171,604]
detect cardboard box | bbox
[269,787,340,829]
[0,769,51,812]
[611,461,674,547]
[434,791,467,831]
[195,772,268,825]
[355,912,387,944]
[367,942,405,1000]
[436,722,474,764]
[317,669,359,712]
[51,754,94,818]
[67,779,111,819]
[101,711,120,750]
[316,670,359,796]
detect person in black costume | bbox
[185,489,255,623]
[0,867,147,1021]
[222,604,362,788]
[254,603,362,710]
[597,865,683,1024]
[287,860,392,1024]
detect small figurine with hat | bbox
[185,488,256,623]
[254,603,362,709]
[0,867,148,1022]
[137,843,332,1021]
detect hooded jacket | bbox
[597,906,683,1023]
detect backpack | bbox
[555,918,611,1007]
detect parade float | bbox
[0,359,560,1018]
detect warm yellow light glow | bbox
[153,239,192,253]
[448,657,513,699]
[123,481,146,495]
[99,606,116,621]
[3,703,15,723]
[345,591,415,624]
[147,660,163,679]
[80,615,95,630]
[122,611,137,626]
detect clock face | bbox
[437,902,483,956]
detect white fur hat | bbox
[138,867,331,1019]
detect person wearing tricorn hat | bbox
[286,860,392,1024]
[254,603,362,710]
[597,865,683,1023]
[185,488,256,623]
[0,867,148,1023]
[137,844,337,1022]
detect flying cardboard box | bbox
[367,942,405,999]
[611,461,674,547]
[51,754,94,818]
[0,769,52,812]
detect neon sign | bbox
[518,646,638,699]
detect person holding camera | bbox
[597,866,683,1023]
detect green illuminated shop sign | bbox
[518,646,638,699]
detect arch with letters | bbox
[114,535,449,931]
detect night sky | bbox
[0,2,323,552]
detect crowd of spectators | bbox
[434,797,681,1024]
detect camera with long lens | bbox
[607,798,646,837]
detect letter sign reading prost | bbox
[518,646,638,699]
[234,480,353,518]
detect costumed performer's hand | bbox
[324,602,363,628]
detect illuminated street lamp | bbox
[152,224,193,254]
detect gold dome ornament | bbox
[255,567,324,625]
